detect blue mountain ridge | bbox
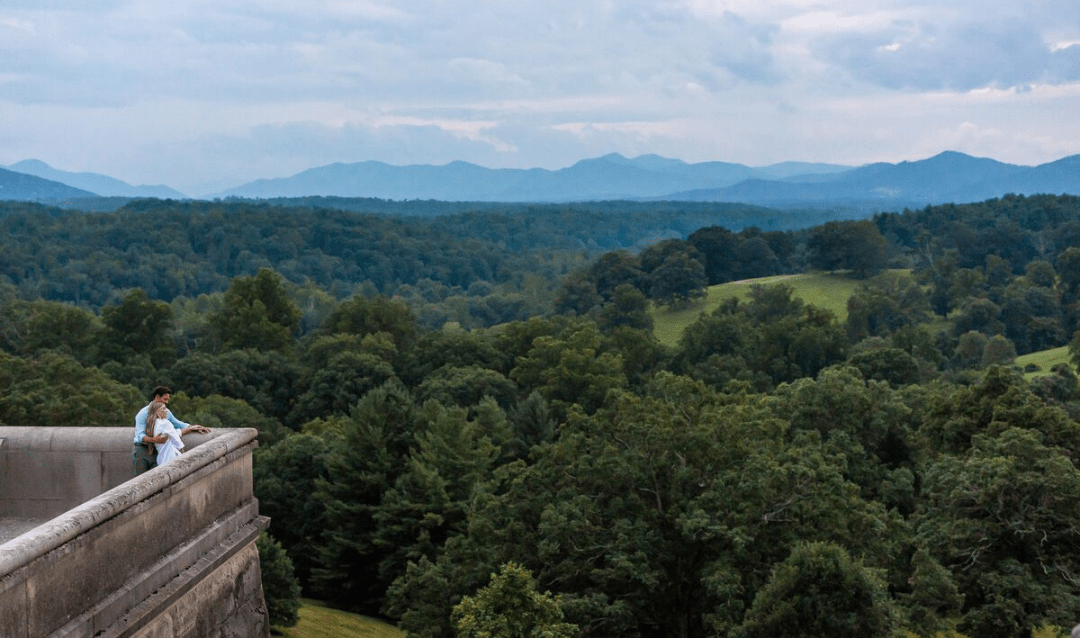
[215,151,1080,205]
[214,153,850,201]
[5,160,187,199]
[3,151,1079,207]
[0,167,97,201]
[665,151,1080,207]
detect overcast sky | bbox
[3,0,1079,196]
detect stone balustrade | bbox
[0,426,270,638]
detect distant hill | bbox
[5,160,187,199]
[6,151,1078,208]
[216,151,1080,206]
[1004,155,1080,195]
[667,151,1080,208]
[214,153,851,201]
[0,167,96,201]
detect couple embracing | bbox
[132,385,211,476]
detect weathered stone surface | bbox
[0,427,270,638]
[0,576,29,638]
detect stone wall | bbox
[0,426,271,638]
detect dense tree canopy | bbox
[7,193,1080,637]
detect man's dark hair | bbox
[151,385,172,400]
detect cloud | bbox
[811,14,1080,91]
[705,12,782,85]
[1,0,788,109]
[3,0,1080,191]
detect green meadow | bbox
[652,270,1076,382]
[274,600,404,638]
[1015,346,1072,379]
[651,272,867,347]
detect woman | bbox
[145,400,185,465]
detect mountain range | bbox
[215,154,851,202]
[2,152,1079,209]
[668,152,1080,208]
[1,160,187,200]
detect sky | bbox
[2,0,1079,197]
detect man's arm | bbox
[167,410,210,435]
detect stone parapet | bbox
[0,427,271,638]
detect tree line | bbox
[5,194,1080,636]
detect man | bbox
[133,385,210,476]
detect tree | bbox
[509,321,626,416]
[596,283,653,332]
[947,267,986,306]
[388,374,905,638]
[1000,279,1064,354]
[506,391,557,458]
[915,366,1080,457]
[452,562,577,638]
[917,428,1080,637]
[980,334,1017,367]
[320,294,419,352]
[166,348,300,424]
[171,393,290,446]
[401,327,508,386]
[688,226,739,284]
[0,350,144,427]
[743,286,848,386]
[552,271,602,317]
[313,380,421,613]
[735,542,897,638]
[416,365,517,410]
[588,251,645,301]
[898,549,964,636]
[646,252,707,307]
[889,324,944,371]
[100,288,176,368]
[257,532,302,629]
[848,348,921,387]
[952,331,989,369]
[290,339,399,425]
[677,286,847,390]
[776,366,916,509]
[209,268,301,352]
[1055,247,1080,334]
[733,235,780,280]
[18,300,103,366]
[951,297,1004,337]
[253,433,331,585]
[845,274,931,342]
[638,238,691,274]
[372,402,502,606]
[1025,259,1057,289]
[807,221,888,278]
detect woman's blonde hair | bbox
[146,400,167,439]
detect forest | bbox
[4,193,1080,637]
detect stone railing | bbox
[0,426,270,638]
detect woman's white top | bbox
[155,418,185,465]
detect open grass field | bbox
[1015,346,1072,379]
[651,272,874,347]
[273,600,404,638]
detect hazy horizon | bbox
[3,1,1079,195]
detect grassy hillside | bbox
[653,272,1077,382]
[274,600,404,638]
[652,272,869,347]
[1015,346,1072,379]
